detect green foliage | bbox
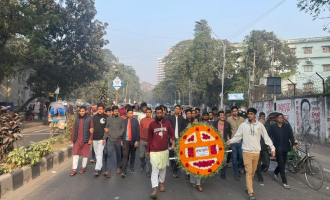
[7,140,53,167]
[325,76,330,94]
[65,115,76,140]
[0,163,11,175]
[297,0,330,32]
[279,71,296,79]
[153,19,238,107]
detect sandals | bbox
[192,184,197,188]
[150,192,157,199]
[159,184,165,192]
[79,168,85,174]
[70,171,77,176]
[197,185,203,192]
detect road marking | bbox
[35,128,51,133]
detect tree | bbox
[0,0,60,81]
[297,0,330,32]
[97,83,108,106]
[18,0,109,111]
[140,82,154,103]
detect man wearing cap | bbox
[119,103,126,117]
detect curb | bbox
[0,145,73,199]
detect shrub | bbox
[0,111,23,159]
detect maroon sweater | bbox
[147,119,175,153]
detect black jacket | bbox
[183,118,194,129]
[122,118,140,144]
[213,120,232,142]
[269,123,295,152]
[168,115,185,138]
[260,121,271,151]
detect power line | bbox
[226,0,286,41]
[107,27,184,40]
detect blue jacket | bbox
[122,118,140,144]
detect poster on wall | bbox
[276,100,293,124]
[295,98,322,138]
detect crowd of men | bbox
[70,103,296,200]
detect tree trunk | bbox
[18,95,38,112]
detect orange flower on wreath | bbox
[176,124,226,177]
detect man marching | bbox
[147,107,175,199]
[140,107,154,177]
[71,106,94,176]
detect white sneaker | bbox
[283,184,290,189]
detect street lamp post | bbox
[113,57,120,105]
[195,21,226,110]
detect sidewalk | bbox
[310,144,330,182]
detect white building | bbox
[157,48,173,83]
[0,71,33,108]
[284,36,330,92]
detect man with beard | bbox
[201,111,213,125]
[147,107,175,199]
[139,107,154,177]
[103,106,125,178]
[92,103,108,176]
[70,106,94,176]
[195,108,201,121]
[168,105,184,178]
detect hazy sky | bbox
[95,0,329,85]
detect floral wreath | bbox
[175,122,227,179]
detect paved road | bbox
[20,126,64,146]
[4,149,330,200]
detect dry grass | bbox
[51,138,72,152]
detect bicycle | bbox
[287,142,324,190]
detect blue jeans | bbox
[231,142,243,176]
[105,140,121,172]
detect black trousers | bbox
[122,141,136,172]
[227,148,232,164]
[256,150,270,181]
[274,150,288,184]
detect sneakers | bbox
[140,166,145,172]
[235,175,240,181]
[258,180,264,186]
[283,184,290,189]
[273,172,278,181]
[220,174,227,179]
[173,173,179,178]
[131,168,135,173]
[121,172,127,178]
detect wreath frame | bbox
[174,122,228,179]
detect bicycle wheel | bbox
[304,158,324,190]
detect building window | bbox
[323,46,330,53]
[290,48,296,54]
[288,84,294,90]
[304,65,313,72]
[323,65,330,72]
[304,82,314,90]
[303,47,312,54]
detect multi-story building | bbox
[157,47,173,83]
[0,70,33,108]
[284,36,330,92]
[157,57,165,83]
